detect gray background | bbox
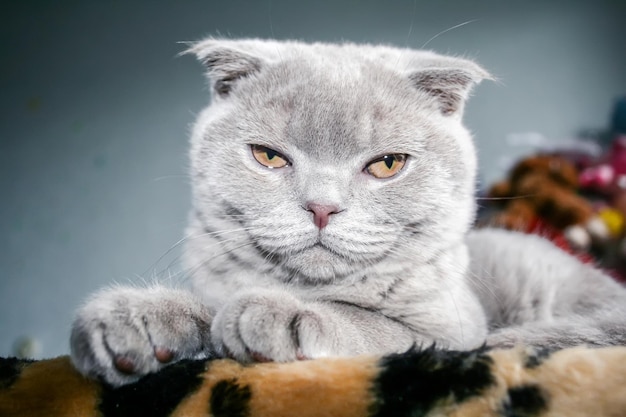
[1,0,625,358]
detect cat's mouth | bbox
[301,233,388,264]
[306,238,352,260]
[266,236,357,281]
[252,230,392,282]
[297,241,345,260]
[311,241,330,250]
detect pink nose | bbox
[306,203,340,229]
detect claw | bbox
[296,349,310,361]
[113,356,136,374]
[154,347,175,364]
[250,351,272,363]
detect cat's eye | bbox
[365,154,407,179]
[251,145,290,169]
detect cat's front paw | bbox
[70,286,213,386]
[211,290,325,363]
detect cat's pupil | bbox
[384,156,394,169]
[266,150,277,160]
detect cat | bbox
[69,38,626,386]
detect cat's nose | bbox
[305,202,340,229]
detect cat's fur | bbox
[70,39,626,386]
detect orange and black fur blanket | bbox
[2,345,626,417]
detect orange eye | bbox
[251,145,290,169]
[365,154,407,179]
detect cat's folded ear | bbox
[183,38,270,97]
[408,57,492,117]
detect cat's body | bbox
[70,39,626,386]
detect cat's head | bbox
[185,38,490,284]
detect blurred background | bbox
[1,0,625,358]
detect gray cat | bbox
[70,38,626,386]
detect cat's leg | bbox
[210,288,433,362]
[70,285,213,386]
[467,228,626,348]
[486,318,626,349]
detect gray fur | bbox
[70,38,626,386]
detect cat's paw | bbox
[70,286,214,386]
[211,290,326,362]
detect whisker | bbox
[403,0,417,48]
[152,174,190,182]
[439,274,465,347]
[268,0,276,39]
[267,0,284,63]
[142,226,264,278]
[476,194,539,201]
[175,241,257,284]
[421,19,478,49]
[467,267,501,304]
[156,229,260,272]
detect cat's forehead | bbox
[191,39,488,162]
[240,57,427,159]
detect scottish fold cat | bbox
[70,38,626,386]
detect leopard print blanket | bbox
[2,345,626,417]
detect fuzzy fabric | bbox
[1,345,626,417]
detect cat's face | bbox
[187,39,489,284]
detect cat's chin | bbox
[281,245,363,283]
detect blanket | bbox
[1,345,626,416]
